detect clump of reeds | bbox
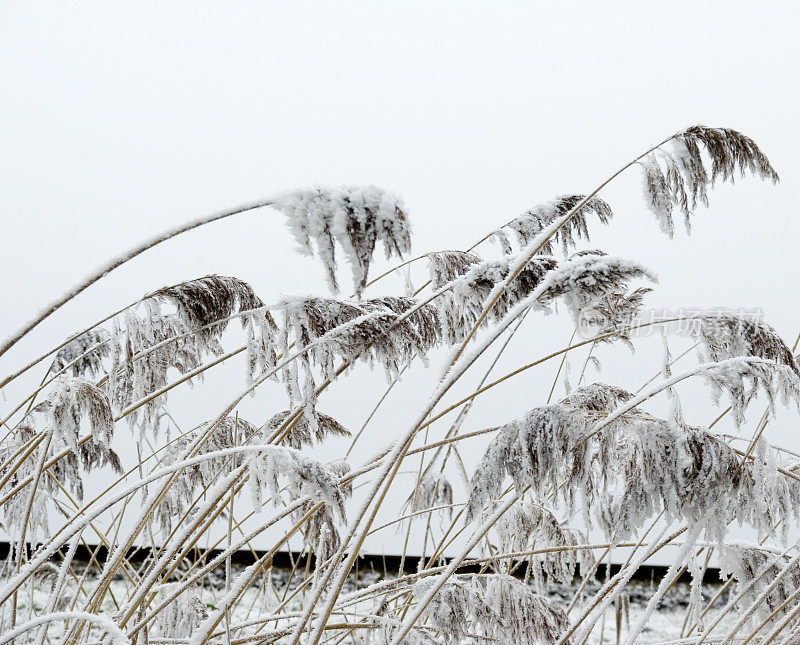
[1,125,797,645]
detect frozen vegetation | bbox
[0,126,797,643]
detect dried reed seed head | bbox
[495,499,594,590]
[327,458,354,497]
[440,255,557,343]
[265,408,351,449]
[154,416,259,534]
[247,446,348,561]
[44,376,114,451]
[416,574,571,644]
[641,126,778,237]
[270,185,411,295]
[484,574,572,644]
[537,253,657,322]
[692,315,800,425]
[695,313,799,376]
[426,250,482,290]
[154,586,209,638]
[495,194,614,256]
[578,286,653,345]
[248,445,346,522]
[720,545,800,627]
[590,418,797,542]
[51,328,111,378]
[415,575,499,644]
[152,274,270,340]
[365,296,442,353]
[469,376,798,544]
[278,295,443,414]
[560,382,635,414]
[681,126,779,185]
[107,301,205,436]
[465,404,590,520]
[408,473,454,518]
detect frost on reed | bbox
[408,473,454,518]
[265,408,351,449]
[51,329,111,378]
[106,275,277,435]
[154,416,259,535]
[270,185,411,295]
[3,126,798,644]
[153,585,209,639]
[692,313,800,424]
[416,573,571,644]
[720,545,800,629]
[494,499,595,591]
[248,446,350,559]
[1,379,121,538]
[435,255,557,343]
[640,126,779,236]
[277,295,441,423]
[492,195,613,256]
[467,383,800,545]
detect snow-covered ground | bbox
[2,564,743,644]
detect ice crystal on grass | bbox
[560,382,635,416]
[243,308,278,383]
[640,126,778,236]
[415,576,498,644]
[0,418,121,538]
[495,500,594,589]
[327,458,353,496]
[594,418,684,541]
[470,377,800,545]
[156,274,279,383]
[484,574,572,644]
[465,404,590,520]
[271,185,411,295]
[537,253,657,323]
[107,301,204,436]
[577,286,652,346]
[416,574,570,644]
[435,249,654,337]
[278,295,441,421]
[155,416,259,534]
[494,195,614,256]
[51,329,110,378]
[153,275,269,344]
[265,408,351,449]
[105,276,276,433]
[695,314,798,374]
[691,313,800,424]
[438,255,557,343]
[44,376,114,451]
[248,446,348,559]
[408,473,454,518]
[248,446,345,517]
[720,545,800,629]
[426,251,482,290]
[361,601,438,645]
[596,422,800,542]
[154,585,209,639]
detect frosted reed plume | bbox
[493,194,613,256]
[270,185,411,295]
[50,329,110,379]
[640,126,779,236]
[265,408,351,449]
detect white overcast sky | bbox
[0,2,799,556]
